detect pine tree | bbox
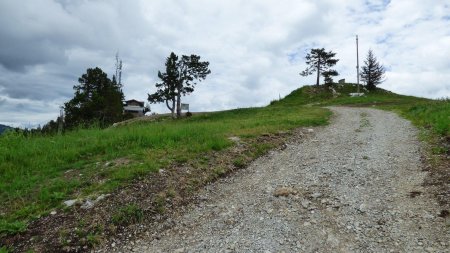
[148,52,210,118]
[300,48,339,86]
[360,50,385,90]
[64,67,124,128]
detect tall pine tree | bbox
[360,50,385,91]
[148,52,210,118]
[300,48,339,86]
[64,67,124,128]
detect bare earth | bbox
[116,107,449,253]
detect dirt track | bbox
[116,107,449,252]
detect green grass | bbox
[0,100,330,236]
[111,204,144,225]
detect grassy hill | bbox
[273,84,449,137]
[1,83,448,251]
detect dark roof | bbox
[125,99,144,107]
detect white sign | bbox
[181,103,189,111]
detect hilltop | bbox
[1,83,448,252]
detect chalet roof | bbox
[124,99,144,107]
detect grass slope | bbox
[0,99,330,237]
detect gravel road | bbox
[120,107,449,253]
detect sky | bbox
[0,0,449,127]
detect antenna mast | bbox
[58,105,64,135]
[118,59,122,86]
[356,35,360,93]
[115,52,122,86]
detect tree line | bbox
[20,45,384,135]
[300,47,385,90]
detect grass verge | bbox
[0,102,330,239]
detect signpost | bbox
[181,103,189,112]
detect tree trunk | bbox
[316,59,320,86]
[172,99,176,119]
[166,99,176,119]
[176,92,181,118]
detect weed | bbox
[0,246,11,253]
[166,188,176,198]
[154,193,166,214]
[58,229,70,246]
[111,204,143,226]
[86,233,101,247]
[359,113,371,128]
[213,167,226,177]
[432,146,448,155]
[232,157,246,169]
[0,220,27,237]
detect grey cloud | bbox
[1,0,449,127]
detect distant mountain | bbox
[0,124,12,135]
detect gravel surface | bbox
[118,107,449,253]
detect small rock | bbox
[95,194,110,202]
[311,192,322,199]
[425,247,434,252]
[307,128,314,133]
[301,200,310,208]
[63,199,78,207]
[174,248,185,253]
[358,203,367,213]
[274,187,296,197]
[303,222,311,226]
[228,136,241,142]
[111,242,116,247]
[423,213,434,219]
[81,200,94,209]
[50,211,57,215]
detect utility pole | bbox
[356,35,360,94]
[115,52,122,86]
[58,105,64,135]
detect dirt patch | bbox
[420,137,450,209]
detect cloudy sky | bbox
[0,0,449,127]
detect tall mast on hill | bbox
[115,52,123,86]
[356,35,360,93]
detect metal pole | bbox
[58,105,64,135]
[356,35,360,94]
